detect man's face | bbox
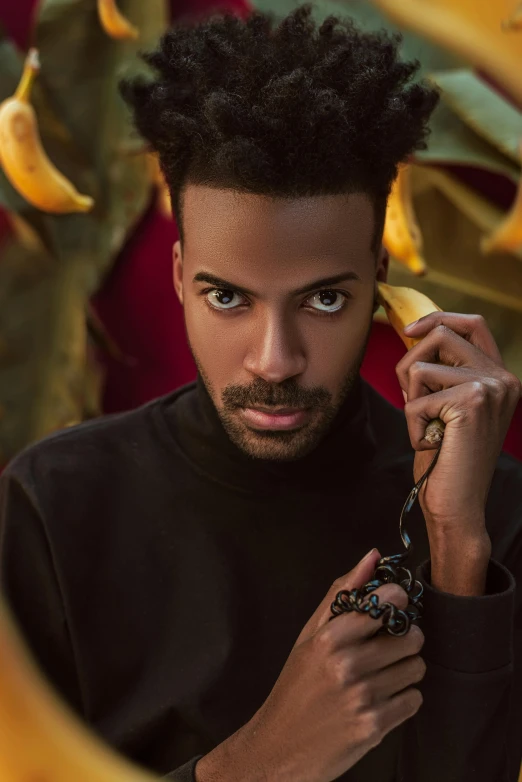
[173,185,388,461]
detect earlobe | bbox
[376,245,389,283]
[173,241,183,305]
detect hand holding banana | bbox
[380,283,521,543]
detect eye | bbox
[306,289,348,314]
[205,288,246,310]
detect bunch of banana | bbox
[377,281,446,444]
[97,0,139,40]
[0,593,159,781]
[481,139,522,254]
[0,49,94,214]
[382,163,427,276]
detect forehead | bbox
[181,184,376,282]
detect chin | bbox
[228,421,324,462]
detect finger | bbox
[403,379,505,451]
[351,626,425,678]
[403,312,504,365]
[362,650,426,703]
[374,685,424,737]
[402,362,494,403]
[325,582,411,649]
[295,549,382,646]
[396,324,496,395]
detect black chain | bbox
[329,442,443,636]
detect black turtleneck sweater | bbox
[1,375,521,782]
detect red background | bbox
[1,0,520,462]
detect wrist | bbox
[427,533,492,596]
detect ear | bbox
[373,245,389,313]
[173,240,183,305]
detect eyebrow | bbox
[192,270,362,297]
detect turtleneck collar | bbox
[163,371,379,495]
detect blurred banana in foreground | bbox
[502,2,522,30]
[0,592,159,781]
[97,0,139,40]
[481,140,522,254]
[0,49,94,214]
[377,282,445,444]
[383,163,427,276]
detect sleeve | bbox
[161,755,205,781]
[397,555,520,782]
[0,462,86,719]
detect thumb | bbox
[348,547,382,591]
[294,548,381,647]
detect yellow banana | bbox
[0,592,160,782]
[97,0,139,40]
[480,140,522,254]
[383,163,427,276]
[377,281,445,444]
[0,49,94,214]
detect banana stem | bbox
[14,48,40,103]
[425,417,445,445]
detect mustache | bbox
[222,380,331,409]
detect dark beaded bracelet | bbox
[329,441,442,636]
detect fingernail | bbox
[404,320,418,332]
[402,389,408,403]
[362,548,376,563]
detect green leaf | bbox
[0,235,90,463]
[251,0,521,183]
[427,70,522,164]
[415,102,520,183]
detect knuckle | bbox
[408,624,425,651]
[469,381,488,405]
[503,372,522,397]
[363,709,384,744]
[409,360,424,380]
[435,323,450,338]
[313,626,335,655]
[411,655,427,681]
[471,313,486,328]
[408,687,424,712]
[378,583,409,610]
[351,680,374,711]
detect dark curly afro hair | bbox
[120,2,440,253]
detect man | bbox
[1,4,521,781]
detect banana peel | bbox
[481,139,522,254]
[97,0,139,40]
[377,281,446,443]
[383,164,427,276]
[0,49,94,215]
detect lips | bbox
[240,406,311,430]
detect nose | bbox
[243,312,306,384]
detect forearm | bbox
[194,723,264,782]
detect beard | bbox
[186,320,372,461]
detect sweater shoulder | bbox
[2,383,196,491]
